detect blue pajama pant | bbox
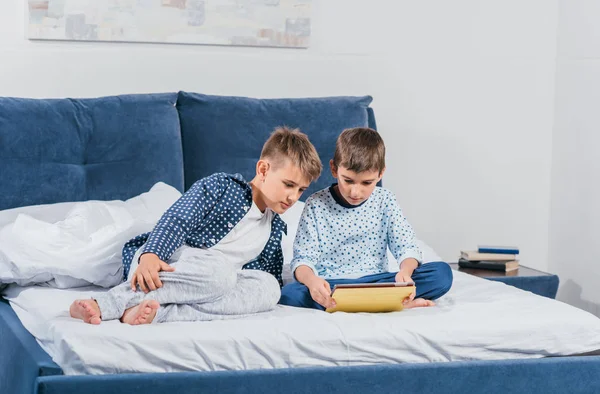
[279,261,453,311]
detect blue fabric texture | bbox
[0,93,184,211]
[0,299,62,394]
[367,107,377,130]
[279,261,453,310]
[34,356,600,394]
[176,92,373,199]
[487,275,559,299]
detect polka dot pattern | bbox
[291,186,422,279]
[122,173,287,286]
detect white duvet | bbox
[4,270,600,375]
[0,183,181,288]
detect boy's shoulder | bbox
[192,172,247,189]
[304,187,333,206]
[369,187,399,210]
[204,172,245,183]
[372,186,396,200]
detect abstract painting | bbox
[27,0,311,48]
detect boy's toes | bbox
[70,299,101,324]
[123,300,159,325]
[403,298,435,309]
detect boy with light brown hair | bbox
[71,126,322,325]
[280,127,452,310]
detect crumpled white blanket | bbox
[0,183,181,288]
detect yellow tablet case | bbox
[326,284,416,313]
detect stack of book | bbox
[458,245,520,272]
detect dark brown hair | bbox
[332,127,385,173]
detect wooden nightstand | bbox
[449,263,559,299]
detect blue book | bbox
[477,245,519,255]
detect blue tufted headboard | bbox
[0,92,376,211]
[176,92,375,199]
[0,93,184,210]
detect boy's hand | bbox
[395,271,414,284]
[306,276,336,310]
[395,270,416,303]
[131,253,176,293]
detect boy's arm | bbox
[294,265,319,284]
[386,192,422,276]
[142,174,228,263]
[290,200,321,281]
[290,199,336,309]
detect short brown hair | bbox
[260,126,322,181]
[333,127,385,173]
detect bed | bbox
[1,91,600,394]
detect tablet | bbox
[326,282,416,313]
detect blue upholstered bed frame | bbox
[1,92,599,394]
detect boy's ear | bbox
[378,167,386,181]
[256,159,271,181]
[329,159,338,178]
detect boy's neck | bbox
[329,184,368,209]
[249,177,267,213]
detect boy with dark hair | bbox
[280,127,452,310]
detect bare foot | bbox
[121,300,160,325]
[70,299,102,325]
[403,298,435,309]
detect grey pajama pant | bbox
[94,251,281,323]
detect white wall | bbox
[0,1,559,270]
[550,0,600,316]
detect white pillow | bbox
[0,184,178,229]
[386,239,444,272]
[0,183,182,288]
[0,201,80,229]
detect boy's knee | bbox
[264,273,282,305]
[165,261,237,292]
[431,261,453,298]
[240,271,281,312]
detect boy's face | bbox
[258,159,311,214]
[330,161,384,206]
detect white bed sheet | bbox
[4,270,600,375]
